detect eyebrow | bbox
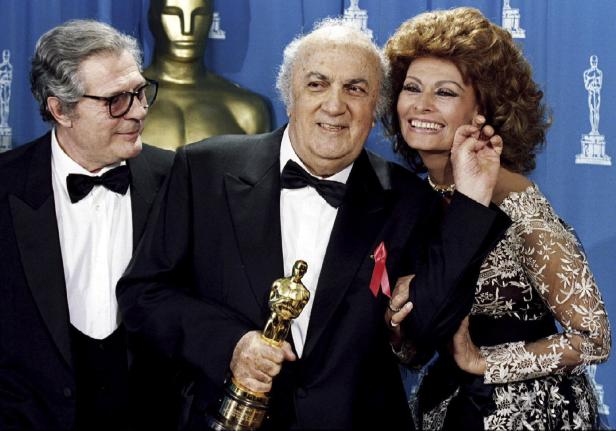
[306,72,370,87]
[346,78,370,87]
[104,79,147,97]
[306,72,329,81]
[406,75,465,92]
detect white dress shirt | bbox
[51,130,133,339]
[279,127,352,357]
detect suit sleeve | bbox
[0,371,51,430]
[403,191,510,353]
[117,147,251,387]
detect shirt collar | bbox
[279,126,353,184]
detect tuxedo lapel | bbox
[302,151,390,358]
[125,151,161,368]
[127,151,158,248]
[224,130,285,322]
[9,135,72,368]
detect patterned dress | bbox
[414,184,611,430]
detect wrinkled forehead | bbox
[77,50,143,93]
[294,37,382,82]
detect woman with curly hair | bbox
[383,7,611,430]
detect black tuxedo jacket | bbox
[118,127,510,430]
[0,133,174,430]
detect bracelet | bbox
[390,339,417,364]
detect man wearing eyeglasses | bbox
[0,20,176,431]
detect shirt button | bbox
[296,387,308,398]
[63,387,73,398]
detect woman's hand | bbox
[385,275,415,349]
[451,114,503,206]
[450,316,486,376]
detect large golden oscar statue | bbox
[207,261,310,431]
[143,0,271,150]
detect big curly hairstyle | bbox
[383,7,549,174]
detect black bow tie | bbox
[66,165,131,203]
[280,160,346,208]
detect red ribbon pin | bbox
[369,241,391,298]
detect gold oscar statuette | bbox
[207,260,310,431]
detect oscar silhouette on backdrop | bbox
[0,49,12,129]
[143,0,271,150]
[584,54,602,136]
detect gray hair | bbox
[276,18,390,118]
[30,19,142,123]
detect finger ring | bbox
[388,301,401,313]
[390,319,399,328]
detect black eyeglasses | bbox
[81,79,158,118]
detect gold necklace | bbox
[427,175,455,197]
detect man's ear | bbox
[47,96,73,127]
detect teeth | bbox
[319,123,344,131]
[411,120,443,130]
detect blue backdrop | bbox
[1,0,614,425]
